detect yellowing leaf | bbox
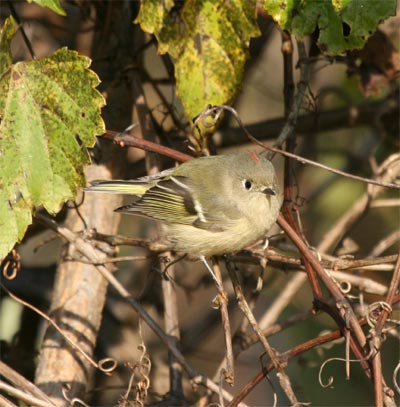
[0,15,16,70]
[135,0,175,35]
[0,18,105,259]
[136,0,260,118]
[28,0,67,16]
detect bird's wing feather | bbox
[116,176,240,231]
[116,176,198,225]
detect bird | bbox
[86,152,282,283]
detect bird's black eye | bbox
[243,180,252,190]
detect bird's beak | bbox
[262,187,276,196]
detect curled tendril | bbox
[137,344,151,375]
[393,361,400,395]
[194,104,224,131]
[366,301,392,328]
[339,280,352,294]
[98,357,118,374]
[122,343,151,406]
[318,358,335,388]
[2,250,21,280]
[319,352,375,389]
[62,384,90,407]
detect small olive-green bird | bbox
[86,152,282,258]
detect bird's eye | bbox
[243,179,252,190]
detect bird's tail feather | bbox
[85,180,149,196]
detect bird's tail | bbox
[85,180,149,196]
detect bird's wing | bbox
[116,176,198,225]
[116,176,240,231]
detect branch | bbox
[318,153,400,253]
[103,130,193,163]
[228,329,342,407]
[272,39,309,150]
[226,258,302,406]
[212,258,235,385]
[35,213,242,405]
[278,214,367,347]
[228,293,399,407]
[0,381,54,407]
[217,92,398,148]
[0,361,55,407]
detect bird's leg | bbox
[200,256,224,292]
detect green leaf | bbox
[28,0,67,16]
[263,0,298,30]
[0,15,17,71]
[264,0,396,55]
[0,20,105,259]
[135,0,175,36]
[136,0,260,118]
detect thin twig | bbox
[235,310,313,356]
[212,258,235,385]
[225,258,302,406]
[234,250,398,272]
[1,284,116,375]
[103,130,193,163]
[208,100,400,190]
[279,38,323,302]
[326,270,388,296]
[370,198,400,208]
[0,392,18,407]
[372,343,384,407]
[327,254,398,271]
[90,231,170,252]
[0,381,53,407]
[217,93,398,148]
[278,214,367,348]
[0,362,55,406]
[229,291,398,407]
[65,255,150,264]
[103,103,400,190]
[258,272,307,329]
[369,230,400,257]
[272,38,309,151]
[228,329,342,407]
[263,142,400,190]
[7,0,36,59]
[317,154,400,253]
[160,254,185,401]
[375,252,400,335]
[103,115,400,191]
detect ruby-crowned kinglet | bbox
[87,152,282,257]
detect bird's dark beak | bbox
[263,187,276,196]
